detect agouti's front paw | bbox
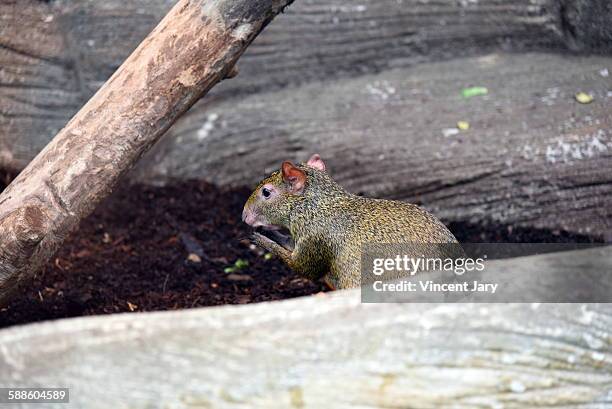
[251,232,293,265]
[251,232,277,252]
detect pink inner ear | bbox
[281,161,306,193]
[307,154,326,171]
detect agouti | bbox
[242,154,460,289]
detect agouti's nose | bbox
[242,207,255,226]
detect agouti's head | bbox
[242,154,328,230]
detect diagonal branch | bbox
[0,0,295,304]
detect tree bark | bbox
[0,0,294,304]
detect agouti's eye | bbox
[262,187,271,198]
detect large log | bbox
[0,0,295,304]
[0,0,570,171]
[0,1,83,169]
[3,2,611,238]
[1,248,611,407]
[133,52,612,238]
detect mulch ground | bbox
[0,171,601,329]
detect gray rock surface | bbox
[136,53,612,237]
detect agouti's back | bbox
[322,195,459,288]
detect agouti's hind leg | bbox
[323,277,336,291]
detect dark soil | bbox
[0,171,602,329]
[0,175,327,329]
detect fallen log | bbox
[0,0,294,304]
[5,0,612,173]
[0,0,568,171]
[134,52,612,238]
[1,248,611,407]
[3,2,610,239]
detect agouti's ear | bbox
[281,161,306,193]
[306,154,326,171]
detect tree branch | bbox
[0,0,295,304]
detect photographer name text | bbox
[373,280,498,294]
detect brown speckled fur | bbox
[246,162,459,289]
